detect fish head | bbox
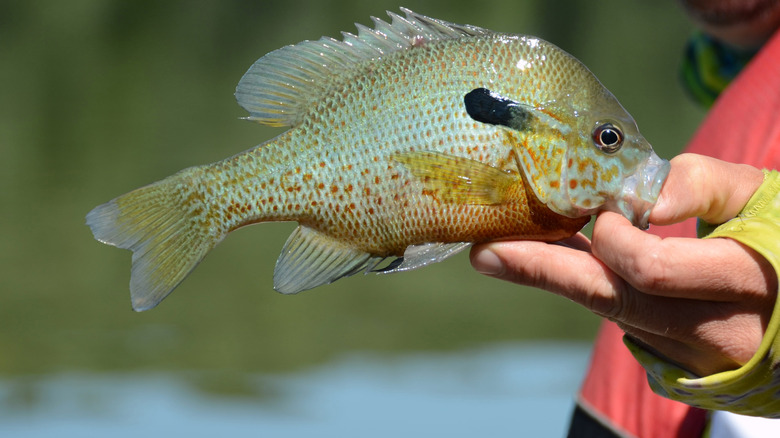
[481,36,670,229]
[496,80,669,230]
[550,86,670,229]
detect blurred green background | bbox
[2,0,704,402]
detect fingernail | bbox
[471,248,505,276]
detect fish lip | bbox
[615,152,671,229]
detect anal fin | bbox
[274,226,379,294]
[375,242,472,274]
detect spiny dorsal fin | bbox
[234,8,493,127]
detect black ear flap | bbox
[464,88,532,131]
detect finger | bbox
[617,324,745,376]
[551,232,592,252]
[471,237,766,355]
[650,153,764,225]
[607,286,764,354]
[469,240,626,317]
[592,212,776,302]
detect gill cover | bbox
[463,87,669,228]
[464,87,571,210]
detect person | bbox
[470,0,780,436]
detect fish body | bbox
[87,9,670,311]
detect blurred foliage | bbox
[1,0,704,387]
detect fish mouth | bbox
[612,152,670,229]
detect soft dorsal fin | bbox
[234,8,493,127]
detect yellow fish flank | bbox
[87,9,670,311]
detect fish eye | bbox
[592,123,623,153]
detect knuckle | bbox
[628,246,670,293]
[580,266,628,320]
[595,282,630,321]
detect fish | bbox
[86,8,670,311]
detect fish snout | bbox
[614,151,670,229]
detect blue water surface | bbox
[0,342,591,437]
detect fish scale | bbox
[205,41,581,250]
[87,8,669,311]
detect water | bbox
[1,343,590,437]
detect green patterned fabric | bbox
[626,170,780,417]
[681,32,758,107]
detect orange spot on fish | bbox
[549,181,560,189]
[569,180,578,189]
[317,183,325,190]
[331,185,338,193]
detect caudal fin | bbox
[86,170,219,311]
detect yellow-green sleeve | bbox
[625,169,780,418]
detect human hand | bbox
[470,153,777,376]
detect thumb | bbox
[649,153,764,225]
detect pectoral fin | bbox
[274,226,380,294]
[393,151,515,204]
